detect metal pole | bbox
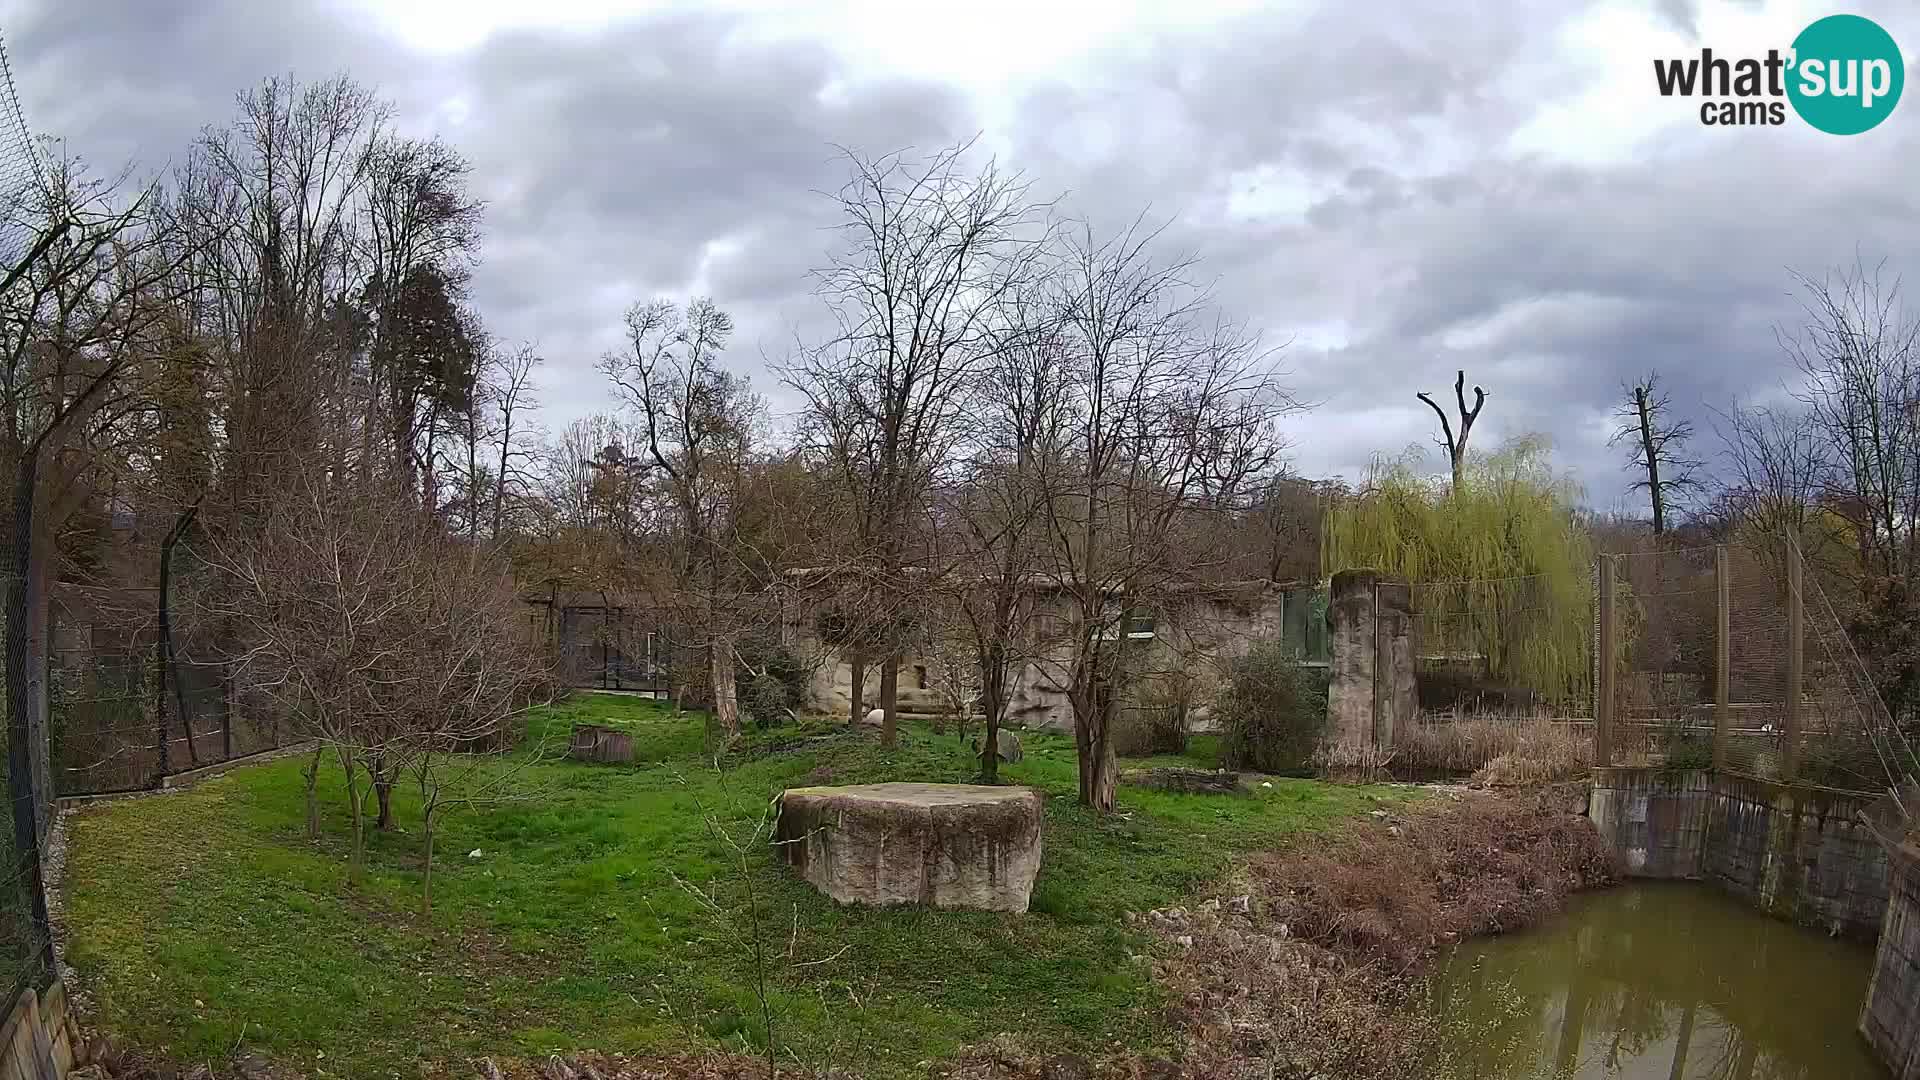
[221,671,234,761]
[1370,580,1382,749]
[1714,545,1730,771]
[1596,555,1615,767]
[1784,536,1803,782]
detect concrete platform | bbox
[774,782,1044,912]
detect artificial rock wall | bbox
[1326,569,1414,752]
[1588,767,1890,939]
[1862,838,1920,1079]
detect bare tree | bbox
[1781,261,1920,585]
[938,292,1064,780]
[1715,399,1828,575]
[599,297,762,740]
[787,140,1054,749]
[486,342,542,540]
[0,153,195,846]
[1610,373,1702,535]
[1417,369,1487,492]
[1038,222,1300,811]
[197,473,547,885]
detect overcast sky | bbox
[6,0,1917,513]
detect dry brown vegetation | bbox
[1250,790,1618,970]
[943,789,1619,1080]
[1393,714,1591,784]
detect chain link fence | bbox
[0,33,40,270]
[0,574,53,1018]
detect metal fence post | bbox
[1596,555,1615,767]
[1714,544,1731,771]
[1784,536,1803,782]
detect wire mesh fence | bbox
[0,571,54,1018]
[1593,542,1901,796]
[0,32,41,270]
[1608,545,1723,770]
[1393,541,1906,797]
[1410,573,1596,718]
[0,34,59,1014]
[47,583,290,795]
[49,647,283,796]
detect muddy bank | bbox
[947,786,1620,1080]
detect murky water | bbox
[1429,883,1886,1079]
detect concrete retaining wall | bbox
[1588,766,1889,939]
[1863,839,1920,1079]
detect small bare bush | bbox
[1113,674,1193,758]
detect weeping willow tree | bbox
[1322,436,1598,703]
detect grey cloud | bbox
[8,0,1920,514]
[430,14,971,419]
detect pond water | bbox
[1429,882,1886,1079]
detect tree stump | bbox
[776,782,1044,912]
[568,724,634,764]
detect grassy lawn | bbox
[60,694,1403,1077]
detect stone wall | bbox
[1862,838,1920,1079]
[1326,570,1414,751]
[1588,767,1889,939]
[786,583,1297,733]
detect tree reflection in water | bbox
[1429,883,1882,1079]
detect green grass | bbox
[61,694,1404,1076]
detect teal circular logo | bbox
[1788,15,1904,135]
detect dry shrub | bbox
[1112,705,1189,759]
[1314,739,1397,782]
[1467,720,1589,786]
[1395,714,1589,779]
[1218,645,1325,775]
[1151,916,1438,1080]
[944,792,1618,1080]
[1253,793,1620,970]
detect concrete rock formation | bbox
[776,782,1044,912]
[972,728,1023,764]
[1327,568,1415,753]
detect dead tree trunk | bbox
[710,635,740,740]
[1634,385,1666,534]
[1417,369,1487,493]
